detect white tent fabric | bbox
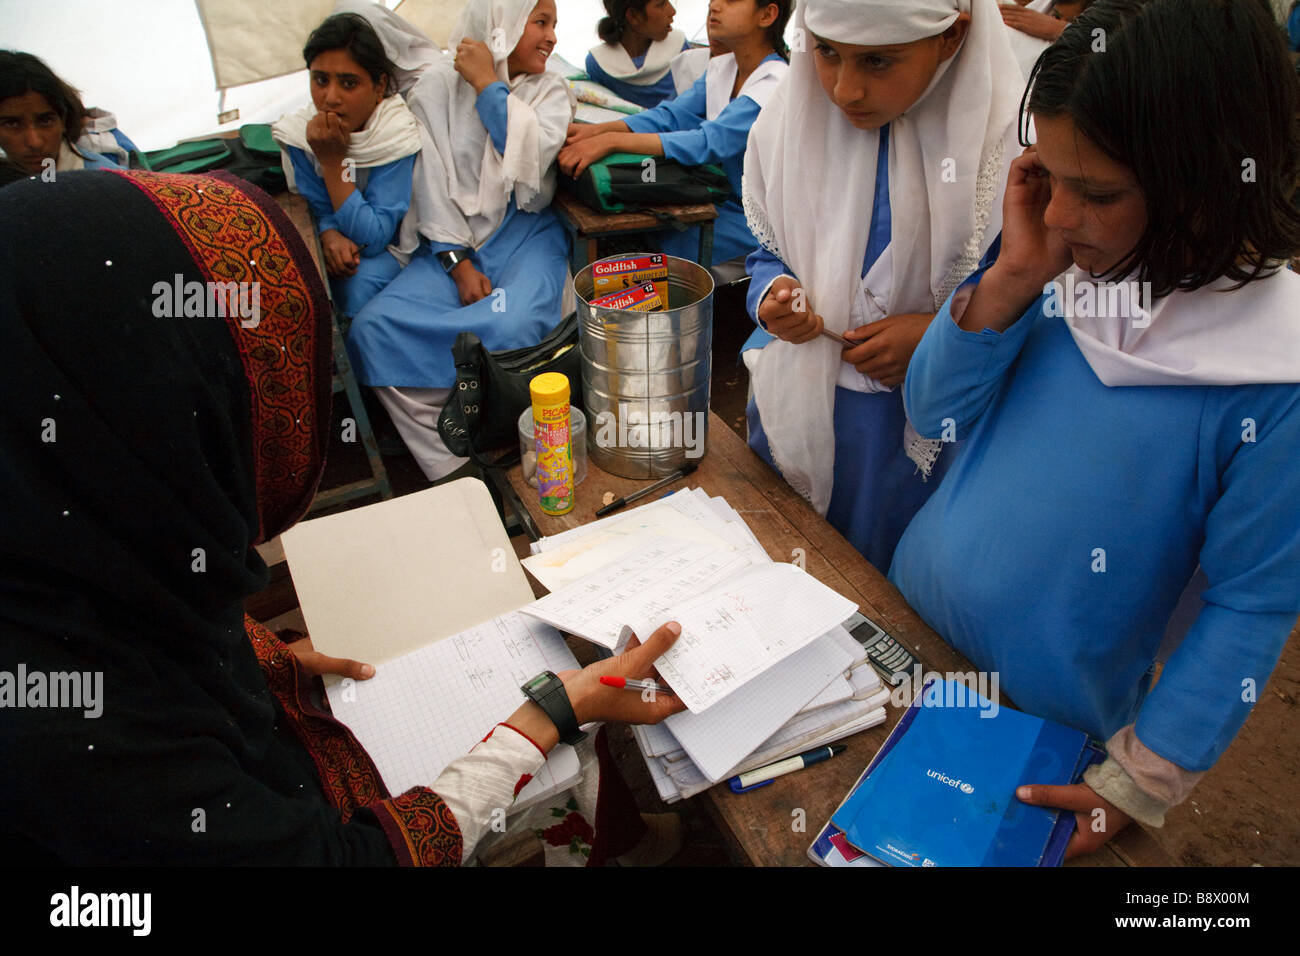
[0,0,709,150]
[195,0,465,91]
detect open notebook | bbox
[280,480,581,810]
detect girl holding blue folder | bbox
[890,0,1300,857]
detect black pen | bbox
[595,461,699,517]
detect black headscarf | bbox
[0,169,351,862]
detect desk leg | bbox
[698,221,714,268]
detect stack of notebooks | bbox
[279,480,890,812]
[520,487,893,803]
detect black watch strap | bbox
[520,671,587,746]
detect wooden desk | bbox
[552,188,717,272]
[505,411,1172,867]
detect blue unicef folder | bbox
[829,679,1100,867]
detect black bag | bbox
[140,124,287,194]
[564,151,731,215]
[436,312,583,467]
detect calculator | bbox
[842,610,918,686]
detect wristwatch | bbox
[520,671,587,746]
[437,248,473,273]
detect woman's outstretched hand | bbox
[562,621,687,727]
[286,635,375,681]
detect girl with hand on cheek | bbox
[585,0,691,109]
[560,0,792,266]
[741,0,1022,571]
[272,8,426,317]
[889,0,1300,859]
[346,0,575,484]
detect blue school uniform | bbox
[584,39,691,109]
[888,271,1300,770]
[741,125,950,571]
[345,82,569,389]
[623,53,785,265]
[285,146,415,317]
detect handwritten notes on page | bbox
[325,611,580,810]
[522,547,857,713]
[523,538,754,651]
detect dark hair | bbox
[1023,0,1300,295]
[302,13,397,95]
[0,51,87,146]
[598,0,653,44]
[765,1,795,61]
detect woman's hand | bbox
[320,229,360,278]
[286,636,375,681]
[1000,5,1068,41]
[562,622,687,726]
[306,111,350,168]
[1017,782,1133,860]
[757,276,824,344]
[507,622,687,752]
[450,258,493,305]
[557,133,619,178]
[454,39,499,94]
[840,313,933,387]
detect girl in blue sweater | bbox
[890,0,1300,858]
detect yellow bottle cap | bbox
[530,372,570,406]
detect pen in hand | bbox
[599,676,676,697]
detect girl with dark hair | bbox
[272,7,429,317]
[0,51,135,175]
[585,0,692,108]
[889,0,1300,858]
[561,0,792,265]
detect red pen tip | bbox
[599,676,626,689]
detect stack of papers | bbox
[520,488,891,802]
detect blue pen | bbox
[728,744,848,794]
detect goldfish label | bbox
[593,254,668,306]
[590,281,662,312]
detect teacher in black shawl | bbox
[0,169,683,865]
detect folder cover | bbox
[831,679,1097,867]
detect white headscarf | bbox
[589,28,687,87]
[272,96,422,190]
[333,0,442,96]
[394,0,574,253]
[742,0,1022,514]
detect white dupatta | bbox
[588,28,686,86]
[741,0,1021,514]
[1060,266,1300,387]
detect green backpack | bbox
[139,124,286,193]
[565,151,731,214]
